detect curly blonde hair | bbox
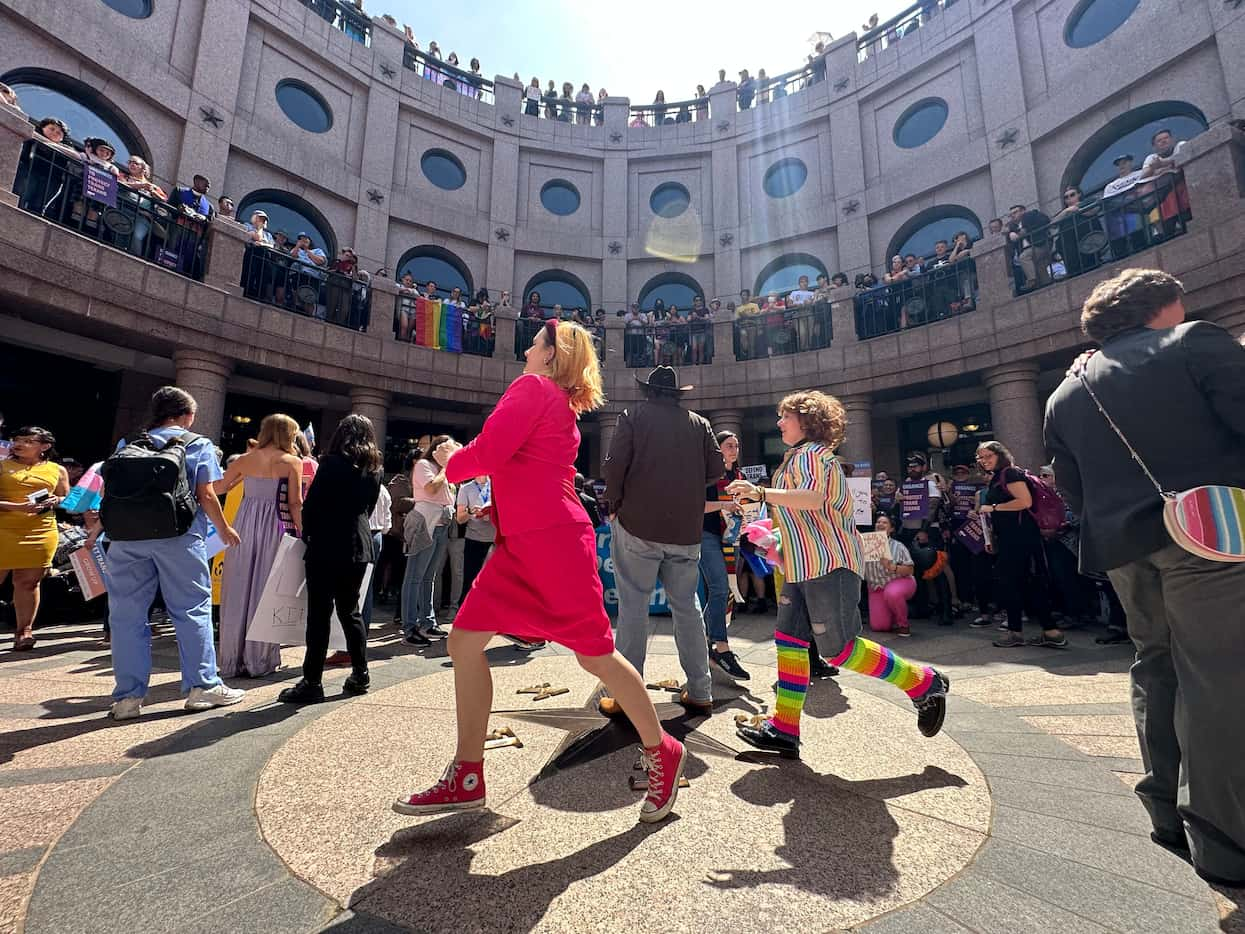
[777,391,847,448]
[548,320,605,415]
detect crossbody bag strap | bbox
[1076,370,1172,500]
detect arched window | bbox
[886,206,983,264]
[236,189,337,258]
[1061,101,1209,196]
[754,253,828,298]
[396,246,473,298]
[2,68,148,165]
[521,270,592,315]
[637,272,704,311]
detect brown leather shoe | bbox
[597,696,626,718]
[678,689,712,716]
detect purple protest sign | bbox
[954,514,986,554]
[83,163,118,208]
[900,479,930,521]
[952,481,980,519]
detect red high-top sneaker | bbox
[392,761,486,816]
[638,733,686,824]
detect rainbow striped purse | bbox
[1079,373,1245,563]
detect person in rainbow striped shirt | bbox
[726,390,951,757]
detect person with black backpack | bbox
[91,386,245,721]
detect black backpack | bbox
[99,431,203,541]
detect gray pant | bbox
[1108,541,1245,880]
[610,519,712,703]
[776,568,864,658]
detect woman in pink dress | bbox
[393,319,687,824]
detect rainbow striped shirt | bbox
[771,442,864,583]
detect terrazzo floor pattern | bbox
[0,609,1240,933]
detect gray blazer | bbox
[1043,321,1245,572]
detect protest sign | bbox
[740,464,768,482]
[860,531,890,563]
[247,536,362,651]
[69,545,108,600]
[847,477,874,527]
[900,479,930,520]
[954,514,986,555]
[83,163,118,208]
[952,481,980,519]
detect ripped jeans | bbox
[775,568,865,658]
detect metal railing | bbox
[857,0,960,61]
[402,48,494,105]
[747,65,816,108]
[854,259,977,339]
[734,302,833,360]
[394,292,494,355]
[629,97,709,127]
[241,245,371,330]
[514,316,605,362]
[297,0,371,45]
[1010,171,1190,296]
[520,91,602,124]
[14,138,209,281]
[623,319,714,367]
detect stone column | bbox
[174,348,232,443]
[984,361,1045,469]
[0,101,33,207]
[709,408,745,440]
[709,82,742,300]
[204,215,248,296]
[838,394,874,472]
[350,387,391,454]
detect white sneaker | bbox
[185,684,246,711]
[110,697,143,721]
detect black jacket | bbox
[301,453,382,565]
[1044,321,1245,572]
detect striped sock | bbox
[830,636,936,699]
[770,631,810,736]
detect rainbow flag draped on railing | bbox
[409,296,463,352]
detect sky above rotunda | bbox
[388,0,914,103]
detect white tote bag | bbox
[246,536,373,651]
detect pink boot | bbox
[393,760,486,816]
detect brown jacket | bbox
[386,472,414,538]
[603,396,724,545]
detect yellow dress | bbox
[0,460,62,569]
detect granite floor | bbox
[1,604,1241,933]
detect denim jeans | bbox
[401,521,449,636]
[699,529,730,644]
[610,519,711,702]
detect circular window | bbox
[763,158,808,199]
[650,182,690,218]
[893,98,948,149]
[540,179,580,216]
[275,80,332,133]
[99,0,152,16]
[1065,0,1140,48]
[421,149,467,191]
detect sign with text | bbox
[69,545,108,600]
[952,481,981,519]
[860,530,890,563]
[900,479,931,520]
[954,514,986,555]
[740,464,768,482]
[847,477,874,527]
[83,163,118,208]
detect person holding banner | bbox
[279,414,383,704]
[726,391,951,758]
[395,320,688,824]
[0,427,68,651]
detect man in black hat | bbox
[600,366,725,718]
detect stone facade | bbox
[0,0,1243,473]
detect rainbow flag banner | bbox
[414,296,429,346]
[409,297,465,353]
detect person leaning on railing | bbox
[119,155,167,259]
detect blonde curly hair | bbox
[777,390,847,448]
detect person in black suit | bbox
[1044,268,1245,887]
[280,414,383,704]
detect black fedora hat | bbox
[635,365,692,393]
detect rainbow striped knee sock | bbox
[771,631,810,736]
[830,636,935,699]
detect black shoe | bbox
[404,631,432,646]
[1195,866,1245,888]
[809,648,838,679]
[279,679,325,704]
[913,670,951,737]
[424,624,450,639]
[737,721,800,758]
[709,647,750,681]
[343,672,371,695]
[1150,830,1191,863]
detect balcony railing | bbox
[857,0,960,61]
[734,302,833,360]
[854,259,977,339]
[402,48,494,106]
[629,97,709,127]
[744,65,817,109]
[515,316,604,362]
[297,0,371,45]
[394,292,494,356]
[14,138,209,281]
[623,320,714,367]
[1011,170,1191,296]
[241,245,371,330]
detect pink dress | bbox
[445,374,613,655]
